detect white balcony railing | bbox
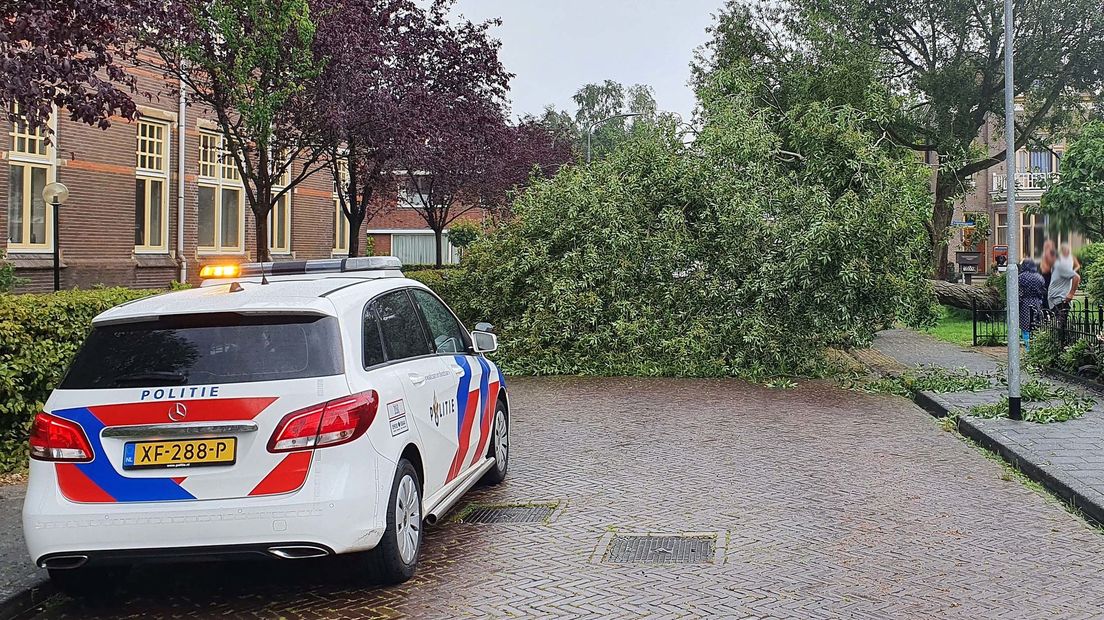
[991,171,1060,195]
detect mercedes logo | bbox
[169,402,188,422]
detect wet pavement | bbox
[0,483,46,615]
[20,376,1104,619]
[874,327,1104,528]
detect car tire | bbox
[481,401,508,485]
[365,459,422,584]
[48,566,127,601]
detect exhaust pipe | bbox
[267,545,330,560]
[39,555,89,570]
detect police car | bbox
[22,257,508,597]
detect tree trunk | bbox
[930,178,956,279]
[253,183,273,263]
[930,279,1004,310]
[433,227,444,268]
[255,208,271,263]
[347,211,366,258]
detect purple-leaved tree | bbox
[313,0,514,258]
[0,0,169,131]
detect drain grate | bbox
[604,535,716,564]
[459,504,557,524]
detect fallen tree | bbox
[930,279,1004,310]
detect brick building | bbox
[1,60,474,292]
[946,116,1086,276]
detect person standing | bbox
[1018,259,1046,351]
[1048,243,1082,341]
[1039,239,1056,299]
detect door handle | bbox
[408,373,426,386]
[451,365,465,376]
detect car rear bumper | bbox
[36,541,339,569]
[23,456,393,567]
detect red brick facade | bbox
[1,65,483,292]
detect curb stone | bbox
[0,582,53,620]
[912,389,1104,527]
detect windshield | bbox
[60,313,344,389]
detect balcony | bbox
[990,171,1060,202]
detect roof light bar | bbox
[235,256,403,278]
[199,264,240,279]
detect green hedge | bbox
[0,288,158,473]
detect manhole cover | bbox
[605,535,716,564]
[459,504,556,524]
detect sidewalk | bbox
[0,483,49,619]
[872,328,1104,524]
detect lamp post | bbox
[42,182,69,292]
[1003,0,1022,420]
[586,113,642,163]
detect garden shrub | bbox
[0,287,158,472]
[1057,338,1098,374]
[985,271,1006,307]
[447,220,482,249]
[1076,243,1104,282]
[1084,259,1104,302]
[1025,328,1064,370]
[449,74,934,379]
[0,251,25,293]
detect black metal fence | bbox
[972,298,1104,347]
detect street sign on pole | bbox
[1004,0,1022,420]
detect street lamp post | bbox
[1004,0,1022,420]
[586,113,642,163]
[42,182,69,292]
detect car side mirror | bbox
[471,330,497,354]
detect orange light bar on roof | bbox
[199,264,240,279]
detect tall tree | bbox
[142,0,328,261]
[540,80,660,160]
[0,0,171,131]
[397,106,570,267]
[704,0,1104,276]
[314,0,511,257]
[396,102,507,268]
[313,0,421,257]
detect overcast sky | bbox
[450,0,728,122]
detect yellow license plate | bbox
[123,438,236,470]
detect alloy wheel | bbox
[395,474,421,564]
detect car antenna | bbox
[260,259,270,285]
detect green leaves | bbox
[0,288,159,473]
[1040,122,1104,241]
[444,79,934,380]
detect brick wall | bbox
[1,65,490,291]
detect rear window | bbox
[60,313,344,389]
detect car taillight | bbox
[268,391,378,453]
[29,412,94,462]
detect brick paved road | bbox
[874,327,1104,531]
[25,377,1104,619]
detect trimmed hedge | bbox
[0,288,158,472]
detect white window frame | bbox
[134,119,170,253]
[333,161,349,255]
[197,131,245,254]
[371,229,460,265]
[397,172,430,209]
[268,193,292,255]
[7,111,56,252]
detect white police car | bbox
[22,257,508,597]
